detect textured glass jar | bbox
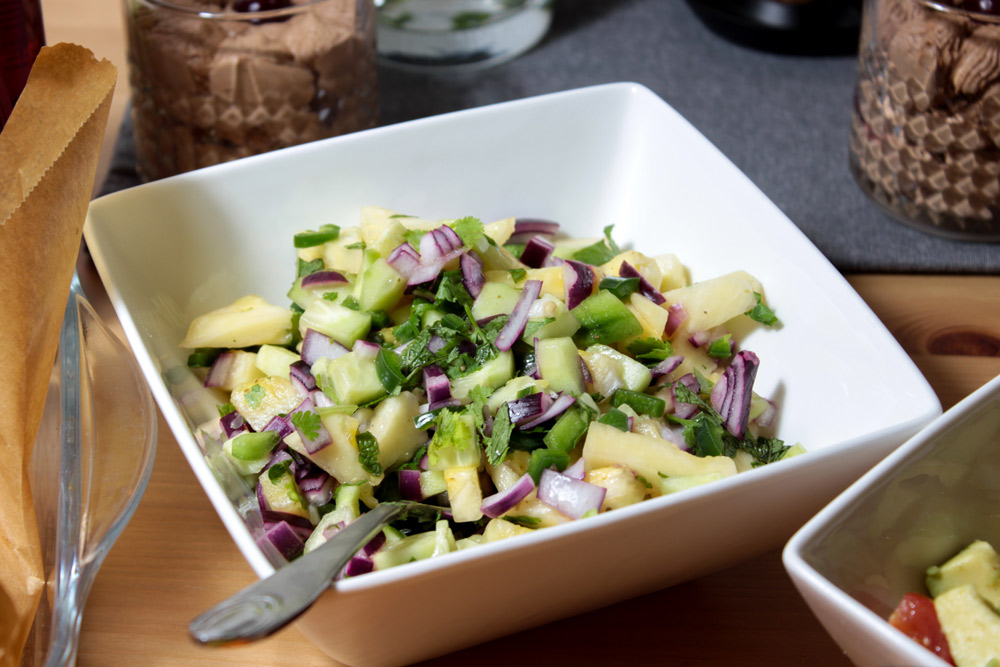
[123,0,378,181]
[850,0,1000,241]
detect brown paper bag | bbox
[0,43,115,666]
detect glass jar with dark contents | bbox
[123,0,377,181]
[850,0,1000,240]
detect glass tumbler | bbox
[850,0,1000,241]
[123,0,378,181]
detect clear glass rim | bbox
[913,0,1000,23]
[137,0,337,21]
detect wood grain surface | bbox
[37,0,1000,664]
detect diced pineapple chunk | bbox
[579,344,652,396]
[444,467,483,523]
[667,333,718,379]
[654,253,689,291]
[230,376,302,431]
[585,466,648,510]
[483,517,535,542]
[322,226,364,274]
[583,422,737,489]
[484,216,516,246]
[508,493,570,528]
[287,414,383,486]
[255,345,300,380]
[211,351,265,391]
[662,270,764,332]
[181,295,293,349]
[367,392,428,470]
[258,465,310,519]
[627,293,670,340]
[602,250,662,289]
[659,472,726,495]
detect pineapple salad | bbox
[181,206,802,575]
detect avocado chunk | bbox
[933,584,1000,667]
[927,540,1000,611]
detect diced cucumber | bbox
[287,276,354,311]
[313,351,386,406]
[579,344,652,395]
[456,534,485,550]
[300,298,371,348]
[535,337,585,395]
[523,310,580,343]
[372,520,455,570]
[450,351,514,400]
[420,470,448,497]
[357,256,407,312]
[572,290,643,346]
[367,392,428,470]
[485,375,549,415]
[369,220,407,259]
[471,282,522,322]
[254,344,301,379]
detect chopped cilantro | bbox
[745,292,778,326]
[243,384,266,410]
[504,515,541,528]
[485,406,514,466]
[435,269,473,308]
[597,407,630,431]
[370,310,392,330]
[187,347,220,368]
[450,216,484,248]
[217,402,236,418]
[322,292,339,302]
[626,337,674,364]
[357,431,382,476]
[571,224,622,266]
[290,410,322,440]
[342,296,361,311]
[635,474,653,489]
[504,243,526,259]
[267,460,291,483]
[344,241,366,250]
[739,436,790,466]
[508,268,527,283]
[403,230,425,248]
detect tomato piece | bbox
[888,592,955,665]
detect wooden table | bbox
[40,0,1000,664]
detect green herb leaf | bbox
[243,384,266,410]
[187,348,221,368]
[217,402,236,418]
[486,406,514,466]
[603,225,621,255]
[598,275,640,300]
[344,241,366,251]
[376,348,405,393]
[294,223,340,248]
[597,407,630,431]
[435,269,473,308]
[508,268,527,283]
[450,216,484,248]
[342,296,361,311]
[684,412,726,457]
[322,292,339,302]
[503,515,541,528]
[739,435,790,467]
[297,257,325,278]
[357,431,383,476]
[504,243,526,259]
[626,337,674,364]
[290,410,322,440]
[745,292,778,326]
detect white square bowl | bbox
[784,373,1000,667]
[84,82,941,666]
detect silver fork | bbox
[188,501,446,645]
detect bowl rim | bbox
[782,372,1000,665]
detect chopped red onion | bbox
[399,469,423,501]
[419,453,430,471]
[665,303,688,336]
[627,415,635,432]
[537,469,606,519]
[619,261,666,305]
[755,398,777,428]
[289,397,333,454]
[672,374,701,419]
[257,520,305,561]
[494,279,542,351]
[338,555,374,580]
[519,393,575,430]
[289,360,317,391]
[709,350,760,439]
[362,531,386,557]
[301,270,349,289]
[261,510,314,540]
[480,473,536,518]
[220,410,248,438]
[423,365,452,405]
[460,251,486,299]
[650,355,684,382]
[204,351,240,389]
[508,219,560,244]
[506,392,546,424]
[262,414,293,440]
[688,330,711,348]
[298,471,335,506]
[310,389,335,408]
[562,260,595,310]
[387,243,421,280]
[519,236,556,268]
[563,457,586,480]
[301,328,349,366]
[660,424,690,450]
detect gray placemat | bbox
[102,0,1000,273]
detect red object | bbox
[888,592,955,665]
[0,0,45,130]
